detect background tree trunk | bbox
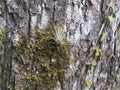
[0,0,120,90]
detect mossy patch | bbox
[14,25,70,89]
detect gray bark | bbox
[0,0,120,90]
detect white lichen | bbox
[31,15,37,30]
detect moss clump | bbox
[15,26,69,89]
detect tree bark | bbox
[0,0,120,90]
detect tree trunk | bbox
[0,0,120,90]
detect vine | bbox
[85,0,117,88]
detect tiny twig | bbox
[94,20,107,48]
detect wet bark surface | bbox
[0,0,120,90]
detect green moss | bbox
[15,25,70,89]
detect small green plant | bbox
[53,23,65,45]
[108,15,116,25]
[107,0,115,12]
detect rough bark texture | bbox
[0,0,120,90]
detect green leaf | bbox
[86,62,92,65]
[100,33,106,41]
[91,61,96,66]
[95,48,100,57]
[86,79,92,88]
[94,48,102,57]
[108,16,116,25]
[86,61,96,66]
[86,61,96,72]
